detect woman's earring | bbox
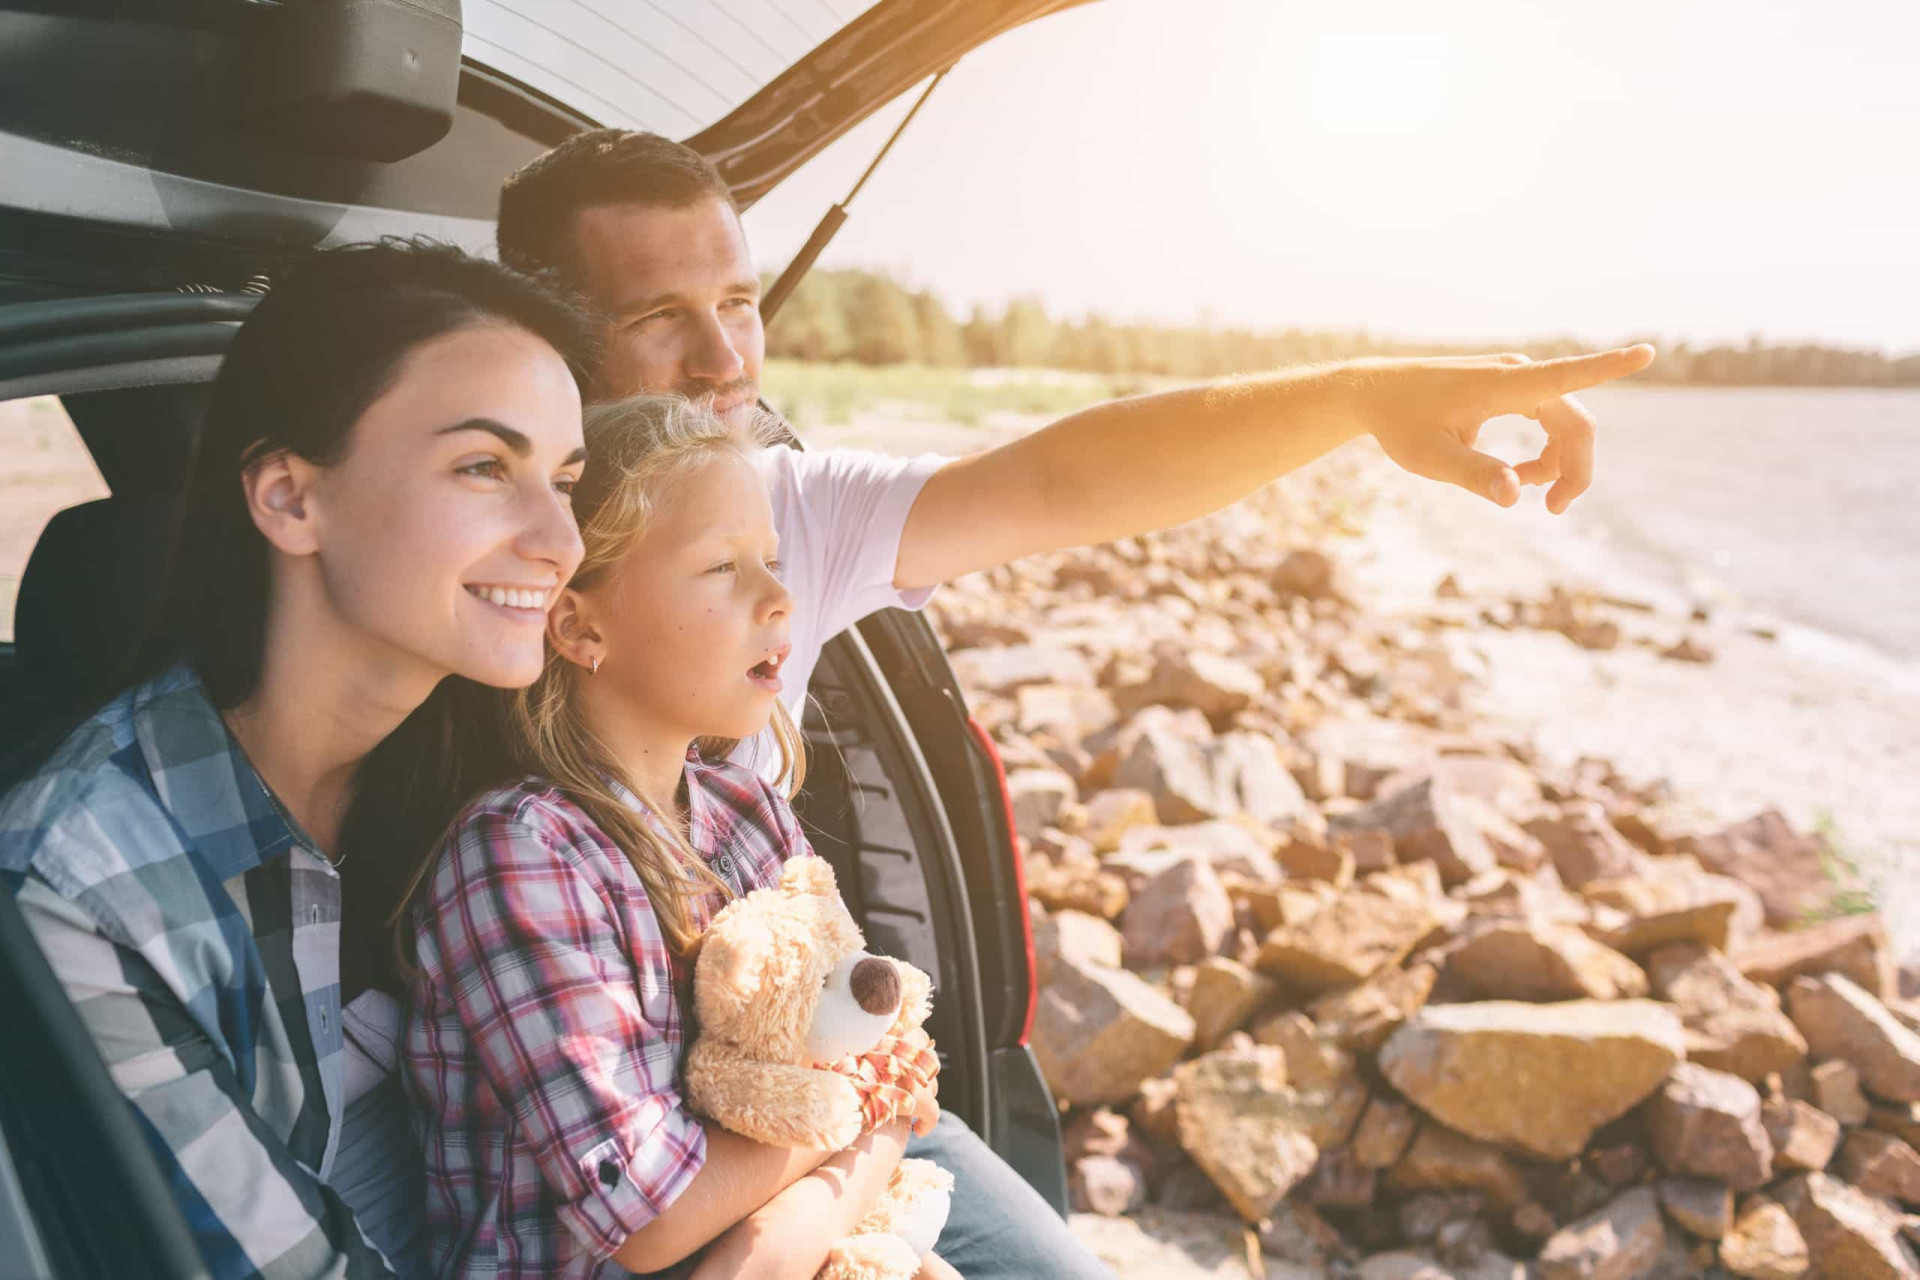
[590,655,600,675]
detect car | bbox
[0,2,1093,1274]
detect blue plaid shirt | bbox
[0,665,395,1278]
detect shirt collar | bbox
[605,750,726,863]
[133,663,311,880]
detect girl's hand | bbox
[907,1068,940,1138]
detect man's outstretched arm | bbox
[892,346,1655,591]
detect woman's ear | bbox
[547,587,603,672]
[240,448,321,557]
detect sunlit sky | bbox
[742,0,1920,352]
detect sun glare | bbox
[1302,34,1464,134]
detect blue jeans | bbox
[907,1111,1114,1280]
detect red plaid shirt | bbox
[401,751,805,1279]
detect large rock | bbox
[1028,860,1129,919]
[1583,853,1767,951]
[1526,802,1643,889]
[1006,767,1078,840]
[1112,819,1282,883]
[1354,1096,1420,1169]
[1309,961,1438,1051]
[1030,953,1194,1104]
[1306,1146,1376,1211]
[1642,1062,1775,1191]
[952,643,1096,695]
[1774,1172,1920,1279]
[1272,547,1349,601]
[1448,921,1648,1002]
[1737,914,1898,1001]
[1840,1130,1920,1205]
[1115,648,1266,722]
[1299,716,1446,801]
[1120,856,1236,968]
[1719,1195,1811,1279]
[1256,891,1439,991]
[1253,1011,1353,1090]
[1811,1058,1872,1125]
[1212,730,1318,831]
[1185,956,1279,1050]
[1375,754,1547,825]
[1068,1154,1148,1216]
[1787,973,1920,1102]
[1594,898,1737,959]
[1379,1000,1686,1160]
[1014,681,1119,744]
[1081,788,1158,853]
[1535,1187,1667,1280]
[1276,836,1357,888]
[1656,1175,1733,1240]
[1382,1123,1531,1212]
[1033,908,1124,980]
[1648,944,1809,1083]
[1172,1047,1320,1220]
[1329,777,1496,886]
[1872,1102,1920,1149]
[1674,809,1851,927]
[1763,1097,1842,1173]
[1113,723,1228,824]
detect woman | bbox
[0,239,597,1278]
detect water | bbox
[1496,384,1920,661]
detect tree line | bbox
[765,268,1920,387]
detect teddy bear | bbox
[687,855,953,1280]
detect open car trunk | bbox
[0,2,1079,1272]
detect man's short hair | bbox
[497,129,736,281]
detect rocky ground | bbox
[894,425,1920,1279]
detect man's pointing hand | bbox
[1357,344,1656,514]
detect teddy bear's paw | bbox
[890,1183,950,1260]
[818,1232,923,1280]
[891,1156,955,1200]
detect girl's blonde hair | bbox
[382,394,805,969]
[512,393,805,953]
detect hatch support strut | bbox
[759,66,952,324]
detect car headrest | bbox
[14,497,179,713]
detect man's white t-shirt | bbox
[730,444,948,782]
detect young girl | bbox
[398,395,950,1280]
[0,240,597,1278]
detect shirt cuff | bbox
[555,1091,708,1258]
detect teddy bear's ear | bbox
[693,919,770,1035]
[779,856,839,900]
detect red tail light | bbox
[966,715,1037,1047]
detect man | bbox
[495,129,1654,1278]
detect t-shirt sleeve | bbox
[783,446,948,639]
[412,807,706,1258]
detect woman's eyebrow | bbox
[437,417,538,457]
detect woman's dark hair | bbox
[161,237,600,709]
[140,239,597,1000]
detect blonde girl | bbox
[396,395,945,1280]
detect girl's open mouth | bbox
[748,644,790,692]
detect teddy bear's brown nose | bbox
[850,956,901,1016]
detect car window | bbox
[0,397,107,644]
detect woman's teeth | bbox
[468,585,546,609]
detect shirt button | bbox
[715,855,734,878]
